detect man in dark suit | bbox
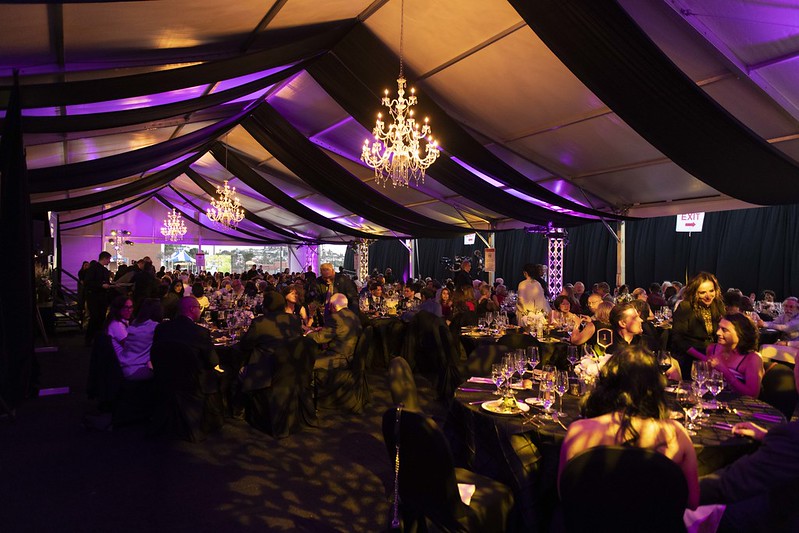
[699,361,799,532]
[84,251,112,345]
[308,293,362,371]
[316,262,359,320]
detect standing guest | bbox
[453,259,473,291]
[559,345,699,510]
[384,267,395,285]
[105,295,134,360]
[672,272,726,378]
[532,264,550,300]
[161,279,184,320]
[77,260,91,318]
[698,361,799,532]
[517,263,550,318]
[317,262,359,321]
[118,298,161,381]
[706,314,763,397]
[84,251,113,346]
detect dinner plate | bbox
[481,399,530,415]
[524,397,544,407]
[664,386,688,394]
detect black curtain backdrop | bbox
[563,223,618,289]
[368,240,410,282]
[625,206,799,299]
[494,232,548,289]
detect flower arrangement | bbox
[520,309,547,336]
[573,352,612,384]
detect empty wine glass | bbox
[567,346,579,370]
[491,364,504,396]
[555,371,569,416]
[539,374,555,418]
[707,371,724,409]
[676,389,698,436]
[515,351,527,385]
[526,346,540,374]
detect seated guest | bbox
[418,287,443,318]
[399,284,420,312]
[241,292,303,351]
[475,282,499,316]
[723,291,744,315]
[569,299,612,346]
[559,284,582,315]
[366,282,385,313]
[549,295,579,327]
[191,282,210,314]
[647,282,667,311]
[705,314,763,397]
[281,283,312,329]
[439,287,453,319]
[609,301,680,380]
[559,345,699,510]
[308,293,362,371]
[161,279,184,320]
[759,296,799,340]
[152,298,221,376]
[699,361,799,532]
[106,295,134,359]
[118,298,161,381]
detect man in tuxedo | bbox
[316,262,359,321]
[309,293,362,371]
[699,361,799,532]
[84,251,113,345]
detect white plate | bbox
[481,400,531,415]
[524,397,545,406]
[664,386,688,394]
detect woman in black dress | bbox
[671,272,726,378]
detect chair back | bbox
[388,357,420,412]
[559,446,688,533]
[466,344,510,377]
[351,325,373,377]
[497,333,537,351]
[86,333,124,404]
[759,362,797,420]
[405,311,448,372]
[150,339,205,393]
[381,407,468,531]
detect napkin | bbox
[468,377,494,384]
[684,504,725,533]
[457,483,476,506]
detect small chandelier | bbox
[361,0,439,188]
[206,179,244,229]
[107,230,133,264]
[160,208,187,242]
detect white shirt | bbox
[106,319,128,360]
[119,319,158,378]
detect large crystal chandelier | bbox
[160,208,187,242]
[206,180,244,229]
[361,0,439,188]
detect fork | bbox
[552,412,568,431]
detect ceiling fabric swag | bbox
[154,193,281,245]
[203,145,382,241]
[184,167,304,241]
[17,60,310,134]
[0,20,353,108]
[59,195,155,232]
[246,104,469,238]
[308,22,622,221]
[30,147,207,212]
[509,0,799,205]
[60,189,157,227]
[27,106,251,193]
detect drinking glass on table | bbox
[555,370,569,416]
[656,351,672,375]
[676,389,698,436]
[491,364,504,396]
[707,371,724,409]
[539,374,555,418]
[515,351,527,385]
[690,381,705,424]
[526,346,540,373]
[566,345,579,370]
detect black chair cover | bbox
[558,446,688,533]
[381,407,514,533]
[315,325,372,413]
[403,311,463,401]
[759,362,798,420]
[149,339,223,442]
[244,336,318,438]
[497,333,538,351]
[387,357,420,412]
[465,344,510,378]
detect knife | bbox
[458,387,492,393]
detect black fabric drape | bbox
[207,141,382,241]
[306,22,624,222]
[185,166,304,242]
[19,61,309,134]
[369,240,410,282]
[510,0,799,205]
[0,21,353,108]
[0,75,34,405]
[28,107,249,193]
[31,148,207,212]
[59,193,155,230]
[416,236,484,282]
[563,223,617,289]
[494,231,548,289]
[625,207,799,299]
[245,104,469,238]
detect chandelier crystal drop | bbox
[361,0,439,188]
[206,179,244,229]
[160,208,188,242]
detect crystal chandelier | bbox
[107,230,133,264]
[361,0,439,188]
[206,180,244,229]
[160,208,187,242]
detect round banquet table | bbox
[444,379,786,532]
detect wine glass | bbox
[555,371,569,416]
[656,351,672,376]
[515,350,527,385]
[567,345,579,370]
[539,374,555,418]
[707,371,724,409]
[526,346,540,374]
[491,363,504,396]
[676,389,697,436]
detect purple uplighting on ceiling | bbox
[146,152,200,173]
[210,63,299,93]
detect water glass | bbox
[491,364,504,396]
[526,346,540,373]
[707,371,724,409]
[555,371,569,416]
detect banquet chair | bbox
[558,446,688,533]
[315,325,373,413]
[149,339,224,442]
[497,333,537,351]
[403,311,464,401]
[759,362,797,420]
[381,407,514,533]
[388,356,420,412]
[243,336,318,438]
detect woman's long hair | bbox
[582,345,669,446]
[104,295,131,329]
[683,272,725,317]
[723,313,759,354]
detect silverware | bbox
[552,412,568,431]
[458,388,491,393]
[712,422,734,431]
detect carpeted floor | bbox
[1,332,447,532]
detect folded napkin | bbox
[684,504,725,533]
[753,412,783,423]
[468,377,495,384]
[457,483,476,506]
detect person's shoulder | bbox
[765,420,799,441]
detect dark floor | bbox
[1,331,447,532]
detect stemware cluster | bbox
[677,361,725,435]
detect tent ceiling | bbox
[3,0,799,244]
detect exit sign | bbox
[676,212,705,233]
